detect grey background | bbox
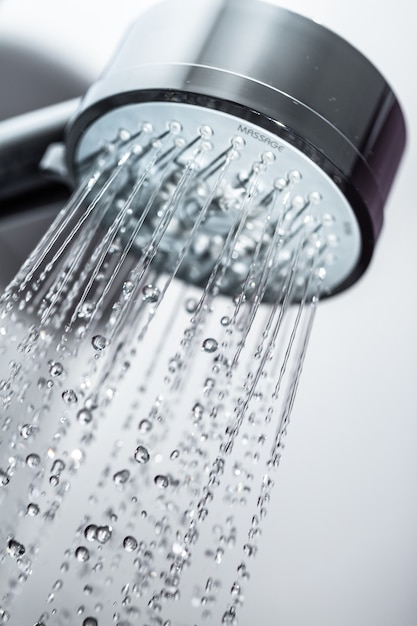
[0,0,416,624]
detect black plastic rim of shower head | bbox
[65,0,406,296]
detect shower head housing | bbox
[65,0,406,300]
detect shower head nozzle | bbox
[65,0,406,300]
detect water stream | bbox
[0,120,328,625]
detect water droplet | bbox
[243,543,256,557]
[75,546,90,562]
[309,190,322,204]
[199,507,208,521]
[122,280,134,296]
[321,212,335,227]
[26,502,40,516]
[26,453,41,468]
[288,169,302,183]
[37,377,47,390]
[237,562,249,579]
[123,536,138,552]
[77,408,93,425]
[215,547,224,563]
[204,378,215,391]
[291,194,305,209]
[154,475,169,489]
[168,356,180,373]
[134,446,150,464]
[170,449,180,460]
[221,316,231,326]
[113,469,130,485]
[91,335,109,351]
[202,338,218,353]
[0,608,10,623]
[231,582,241,598]
[28,328,40,343]
[7,538,25,558]
[0,469,10,486]
[49,361,64,377]
[96,525,112,544]
[62,389,78,405]
[142,284,160,303]
[83,618,98,626]
[20,423,36,439]
[78,301,95,319]
[185,298,198,313]
[199,124,213,138]
[84,524,98,542]
[138,419,152,433]
[52,459,65,474]
[192,403,204,420]
[222,608,237,624]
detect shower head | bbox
[63,0,405,300]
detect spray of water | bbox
[0,119,328,625]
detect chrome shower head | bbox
[64,0,406,301]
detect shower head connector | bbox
[65,0,406,300]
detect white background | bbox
[0,1,416,624]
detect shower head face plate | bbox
[73,102,361,301]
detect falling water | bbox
[0,116,332,625]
